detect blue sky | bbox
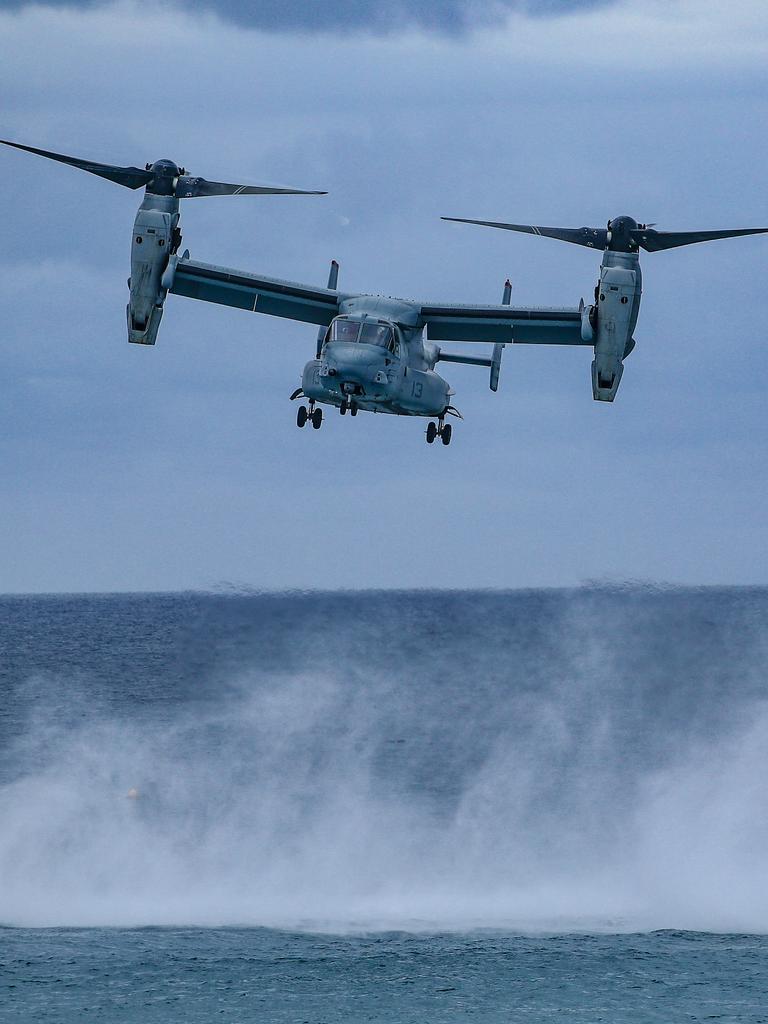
[0,0,767,591]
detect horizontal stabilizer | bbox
[438,352,493,367]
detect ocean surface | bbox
[1,588,768,1021]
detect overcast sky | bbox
[0,0,609,31]
[1,0,767,592]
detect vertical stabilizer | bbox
[316,260,339,357]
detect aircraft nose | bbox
[323,342,387,382]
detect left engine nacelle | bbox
[127,203,179,345]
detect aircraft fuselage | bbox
[302,298,453,418]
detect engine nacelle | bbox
[127,198,180,345]
[591,260,640,402]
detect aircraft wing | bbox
[170,258,341,327]
[420,302,585,345]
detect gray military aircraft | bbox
[442,214,768,402]
[4,138,767,444]
[2,138,590,446]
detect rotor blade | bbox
[442,217,608,250]
[635,226,768,252]
[0,139,152,189]
[174,175,326,198]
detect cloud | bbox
[0,0,612,34]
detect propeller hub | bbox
[147,159,182,196]
[607,215,639,252]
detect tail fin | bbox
[490,278,510,391]
[316,260,339,357]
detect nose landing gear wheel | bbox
[350,403,358,417]
[311,408,323,429]
[340,401,347,415]
[441,423,452,446]
[296,405,308,428]
[426,422,437,444]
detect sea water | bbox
[1,589,768,1021]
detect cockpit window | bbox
[360,323,393,348]
[330,319,361,343]
[329,318,396,351]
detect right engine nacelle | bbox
[127,198,180,345]
[591,259,641,402]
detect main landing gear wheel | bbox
[350,403,358,417]
[311,408,323,429]
[340,401,347,415]
[296,405,308,428]
[426,418,453,446]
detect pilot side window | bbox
[330,319,361,342]
[360,324,393,348]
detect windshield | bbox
[329,318,395,350]
[360,323,393,347]
[330,318,361,343]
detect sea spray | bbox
[1,587,767,931]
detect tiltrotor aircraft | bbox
[3,139,767,445]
